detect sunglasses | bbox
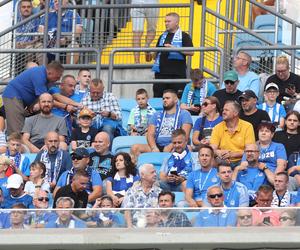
[279,216,293,222]
[225,81,235,85]
[38,197,49,202]
[202,102,211,107]
[208,193,223,199]
[238,215,252,220]
[72,155,83,161]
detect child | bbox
[128,89,156,136]
[258,83,286,129]
[106,152,139,207]
[71,108,98,150]
[24,161,50,197]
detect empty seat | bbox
[111,136,147,154]
[24,153,37,164]
[149,98,163,112]
[137,152,171,176]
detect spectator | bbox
[2,61,64,135]
[131,0,159,63]
[192,96,222,147]
[210,100,255,167]
[106,152,139,208]
[239,90,270,140]
[131,89,192,158]
[89,132,114,184]
[258,83,286,129]
[160,129,197,192]
[2,174,34,208]
[0,156,11,199]
[128,88,156,136]
[53,169,89,209]
[46,197,86,228]
[9,203,29,229]
[70,108,98,151]
[75,69,91,99]
[35,131,72,190]
[265,55,300,103]
[5,132,30,181]
[237,209,253,227]
[274,111,300,158]
[252,0,275,21]
[271,172,294,207]
[151,12,194,97]
[213,70,242,110]
[217,162,249,207]
[279,209,297,227]
[81,78,122,141]
[22,93,68,153]
[180,69,216,115]
[157,191,191,227]
[24,162,50,197]
[185,145,219,207]
[193,186,237,227]
[38,0,83,64]
[54,148,102,204]
[252,185,280,226]
[122,164,161,228]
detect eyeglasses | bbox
[37,197,49,202]
[238,215,252,220]
[279,216,293,222]
[225,81,235,85]
[72,155,83,161]
[202,102,211,107]
[208,193,223,199]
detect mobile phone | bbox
[170,171,178,176]
[263,216,270,224]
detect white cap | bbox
[265,82,279,91]
[7,174,23,189]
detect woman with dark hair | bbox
[273,110,300,158]
[106,152,139,207]
[192,96,222,147]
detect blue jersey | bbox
[194,209,237,227]
[221,181,249,207]
[2,193,34,209]
[0,177,9,199]
[258,102,286,124]
[237,167,267,193]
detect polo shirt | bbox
[237,166,267,193]
[194,208,237,227]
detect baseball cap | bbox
[238,90,258,100]
[265,83,279,91]
[7,174,23,189]
[78,109,93,118]
[71,147,90,158]
[224,70,238,82]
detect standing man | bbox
[152,12,194,97]
[2,61,64,135]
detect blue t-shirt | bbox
[221,181,249,207]
[149,109,192,147]
[193,116,223,140]
[258,102,286,124]
[186,168,219,201]
[181,82,216,105]
[194,209,237,227]
[0,177,9,199]
[2,193,34,209]
[237,167,267,193]
[3,66,48,106]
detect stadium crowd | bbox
[1,0,300,229]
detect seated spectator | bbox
[70,108,98,151]
[180,68,216,115]
[9,203,29,229]
[239,90,270,140]
[271,172,294,207]
[131,89,192,158]
[185,145,219,207]
[217,162,249,207]
[5,132,30,181]
[38,0,83,64]
[160,129,197,192]
[157,191,191,227]
[0,156,11,198]
[279,209,297,227]
[258,83,286,129]
[106,152,139,208]
[210,100,255,167]
[193,186,237,227]
[35,131,72,190]
[192,96,222,147]
[24,162,50,197]
[22,93,68,152]
[75,69,91,99]
[273,111,300,158]
[128,88,156,136]
[46,197,86,228]
[53,169,89,209]
[81,79,122,142]
[252,185,280,226]
[122,164,161,228]
[237,209,253,227]
[252,0,275,21]
[54,148,102,204]
[89,132,114,184]
[2,174,34,208]
[288,152,300,189]
[213,70,242,110]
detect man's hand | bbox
[189,105,201,113]
[167,174,177,183]
[236,161,248,172]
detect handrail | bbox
[107,47,224,92]
[0,0,11,8]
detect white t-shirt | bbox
[24,181,50,197]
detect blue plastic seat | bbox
[137,152,171,176]
[24,153,37,164]
[119,98,137,130]
[111,136,147,154]
[149,98,163,112]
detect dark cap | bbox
[258,120,276,133]
[238,90,258,100]
[71,148,90,158]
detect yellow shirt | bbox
[210,119,255,162]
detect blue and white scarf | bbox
[40,149,63,183]
[186,80,208,106]
[133,104,156,128]
[6,150,21,169]
[112,172,134,197]
[152,28,184,73]
[167,147,192,179]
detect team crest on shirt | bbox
[230,200,235,206]
[211,177,218,183]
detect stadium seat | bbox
[24,153,37,164]
[137,152,171,176]
[191,115,199,125]
[119,98,136,130]
[149,98,163,112]
[111,136,147,154]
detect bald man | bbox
[22,93,68,153]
